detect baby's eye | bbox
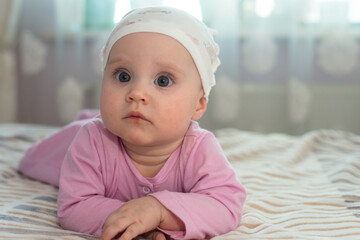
[115,72,131,82]
[154,75,173,87]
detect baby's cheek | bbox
[164,111,180,126]
[166,108,193,130]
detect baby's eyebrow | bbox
[107,56,129,66]
[155,60,184,75]
[107,56,186,76]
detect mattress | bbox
[0,123,359,239]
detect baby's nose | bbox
[125,82,149,104]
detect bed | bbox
[0,123,359,239]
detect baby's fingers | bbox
[118,225,143,240]
[102,222,142,240]
[101,219,128,240]
[142,230,168,240]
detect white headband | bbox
[101,6,220,101]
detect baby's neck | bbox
[123,139,183,178]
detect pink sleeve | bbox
[19,110,100,187]
[151,133,246,239]
[57,123,123,237]
[19,120,85,187]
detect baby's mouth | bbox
[124,111,151,123]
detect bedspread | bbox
[0,123,359,239]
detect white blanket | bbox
[215,128,360,239]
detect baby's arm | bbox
[57,123,124,236]
[58,122,182,239]
[150,133,246,239]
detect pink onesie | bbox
[19,113,246,239]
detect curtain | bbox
[200,0,360,134]
[17,0,114,124]
[0,0,21,122]
[16,0,360,134]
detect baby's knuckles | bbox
[102,196,164,240]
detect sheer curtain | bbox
[200,0,360,134]
[16,0,360,134]
[0,0,21,122]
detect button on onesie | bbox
[142,186,151,194]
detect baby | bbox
[19,6,246,240]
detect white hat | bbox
[101,6,220,101]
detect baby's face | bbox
[100,32,206,149]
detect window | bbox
[113,0,203,23]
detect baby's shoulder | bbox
[77,116,117,143]
[185,121,215,140]
[182,121,217,151]
[180,121,225,170]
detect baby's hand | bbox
[101,196,164,240]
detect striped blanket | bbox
[0,124,359,239]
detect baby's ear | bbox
[191,96,207,120]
